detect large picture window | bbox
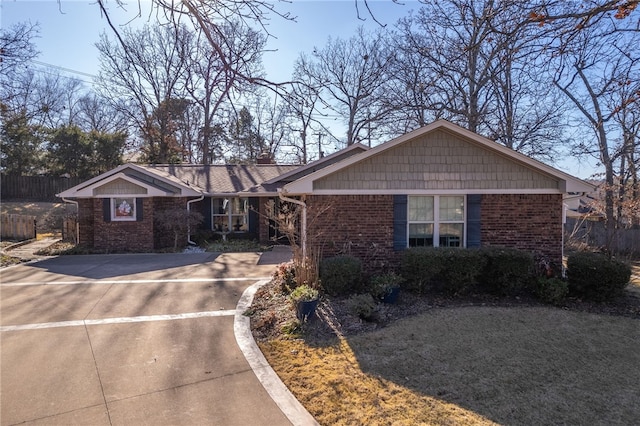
[111,197,136,221]
[212,197,248,232]
[408,196,465,247]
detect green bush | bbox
[567,252,631,301]
[399,248,485,295]
[347,293,377,320]
[440,249,486,295]
[319,255,362,296]
[399,248,444,293]
[535,277,569,305]
[369,271,404,299]
[289,284,320,303]
[478,247,535,296]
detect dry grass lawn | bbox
[259,306,640,425]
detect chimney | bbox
[257,151,275,165]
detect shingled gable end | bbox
[58,120,593,269]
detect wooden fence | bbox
[1,175,84,201]
[565,218,640,256]
[62,217,78,243]
[1,214,36,241]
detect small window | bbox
[111,197,136,221]
[408,196,465,248]
[212,197,248,232]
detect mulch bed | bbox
[250,280,640,343]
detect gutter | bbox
[186,195,205,245]
[60,197,80,245]
[278,190,307,260]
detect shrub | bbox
[535,277,569,305]
[567,252,631,301]
[289,284,320,303]
[399,248,485,294]
[272,262,297,294]
[479,247,535,296]
[319,255,362,296]
[399,248,444,293]
[369,271,404,299]
[347,293,377,320]
[439,249,486,295]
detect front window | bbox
[111,197,136,221]
[408,196,464,247]
[212,197,248,232]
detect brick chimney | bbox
[257,151,275,164]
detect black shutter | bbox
[136,198,143,221]
[467,194,481,248]
[203,197,212,230]
[248,197,259,234]
[102,199,111,222]
[393,195,408,251]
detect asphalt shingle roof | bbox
[142,164,301,195]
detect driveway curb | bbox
[234,280,319,426]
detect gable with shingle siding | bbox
[313,129,560,191]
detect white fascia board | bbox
[283,120,596,195]
[56,163,133,198]
[68,172,175,197]
[297,188,565,196]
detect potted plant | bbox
[289,284,320,321]
[370,272,404,304]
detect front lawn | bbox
[252,283,640,425]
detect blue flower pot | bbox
[296,299,319,321]
[381,287,400,304]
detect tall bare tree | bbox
[297,27,395,146]
[552,20,640,236]
[96,23,193,163]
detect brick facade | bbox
[306,193,563,273]
[77,197,191,251]
[93,198,154,251]
[481,193,563,267]
[306,195,395,271]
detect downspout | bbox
[562,192,587,277]
[278,190,307,260]
[186,195,205,245]
[61,197,79,245]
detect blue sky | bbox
[0,0,414,82]
[1,0,597,178]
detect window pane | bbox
[231,214,248,231]
[409,196,434,221]
[213,216,228,232]
[440,196,464,221]
[439,223,463,247]
[212,198,228,215]
[409,223,434,247]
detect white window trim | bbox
[211,197,249,233]
[111,197,136,221]
[407,195,467,248]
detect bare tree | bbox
[552,20,640,241]
[96,23,193,163]
[184,19,266,164]
[297,27,395,146]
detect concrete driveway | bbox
[0,251,306,426]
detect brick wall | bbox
[93,198,154,251]
[77,199,94,248]
[153,197,189,249]
[305,193,564,273]
[77,197,200,251]
[306,195,395,272]
[481,194,563,267]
